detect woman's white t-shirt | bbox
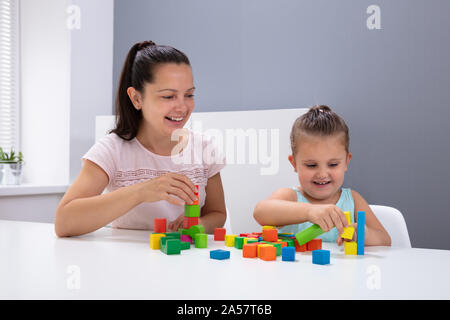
[82,129,226,230]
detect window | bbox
[0,0,20,153]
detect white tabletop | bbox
[1,220,449,300]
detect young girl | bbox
[253,105,391,246]
[55,41,226,237]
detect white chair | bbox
[369,205,411,248]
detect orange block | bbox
[262,229,278,242]
[192,185,199,205]
[306,239,322,251]
[277,240,288,249]
[294,239,307,252]
[259,245,277,261]
[242,243,257,258]
[256,244,271,257]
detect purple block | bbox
[180,234,193,244]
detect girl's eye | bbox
[306,164,316,168]
[162,96,174,100]
[186,94,195,98]
[329,163,338,167]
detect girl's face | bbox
[288,133,352,202]
[130,63,195,138]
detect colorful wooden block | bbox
[306,239,322,251]
[192,185,199,205]
[257,244,272,257]
[183,216,199,229]
[259,245,277,261]
[160,237,181,255]
[225,234,237,247]
[312,249,330,265]
[194,233,207,248]
[234,237,245,249]
[150,233,166,250]
[282,246,296,261]
[214,228,226,241]
[344,241,357,255]
[242,244,257,258]
[162,232,181,239]
[294,239,307,252]
[184,204,200,217]
[357,211,365,255]
[341,226,355,240]
[180,241,191,250]
[344,211,352,225]
[262,229,278,242]
[187,224,205,240]
[210,249,230,260]
[271,242,282,256]
[180,234,193,244]
[153,218,166,233]
[295,224,325,246]
[262,225,276,230]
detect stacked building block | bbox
[357,211,365,255]
[341,211,365,256]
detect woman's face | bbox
[131,63,195,138]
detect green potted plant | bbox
[0,147,25,185]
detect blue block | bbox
[312,249,330,265]
[210,249,230,260]
[357,211,365,255]
[281,246,295,261]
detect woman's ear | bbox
[127,87,142,110]
[288,155,297,172]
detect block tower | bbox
[180,185,207,248]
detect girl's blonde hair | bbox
[290,105,350,155]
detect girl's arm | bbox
[350,190,392,246]
[253,188,312,227]
[198,172,227,234]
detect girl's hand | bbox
[336,222,369,246]
[168,212,185,232]
[306,204,349,235]
[139,172,197,206]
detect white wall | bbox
[20,0,71,185]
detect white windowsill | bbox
[0,184,69,196]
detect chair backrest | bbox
[369,205,412,248]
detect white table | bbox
[1,220,449,300]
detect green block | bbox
[180,241,191,250]
[271,243,282,256]
[194,233,208,248]
[187,224,205,239]
[246,239,258,244]
[163,232,181,239]
[179,228,189,235]
[184,205,200,217]
[284,238,295,247]
[160,238,181,255]
[295,224,325,246]
[234,237,245,249]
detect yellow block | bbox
[150,233,166,250]
[225,234,237,247]
[344,241,357,255]
[262,225,276,230]
[257,244,272,257]
[341,226,355,240]
[344,211,352,225]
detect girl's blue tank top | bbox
[278,187,355,243]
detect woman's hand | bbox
[306,204,349,235]
[138,172,197,206]
[168,212,185,232]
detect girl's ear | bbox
[288,155,297,172]
[127,87,143,110]
[344,152,352,171]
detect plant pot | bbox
[0,162,25,185]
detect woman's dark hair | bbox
[290,105,350,155]
[110,40,191,140]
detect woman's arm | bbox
[199,172,227,234]
[351,190,392,246]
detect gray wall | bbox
[113,0,450,250]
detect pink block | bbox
[180,234,193,244]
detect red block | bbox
[262,229,278,242]
[154,218,166,233]
[183,217,199,229]
[294,239,307,252]
[306,239,322,251]
[214,228,226,241]
[192,185,199,205]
